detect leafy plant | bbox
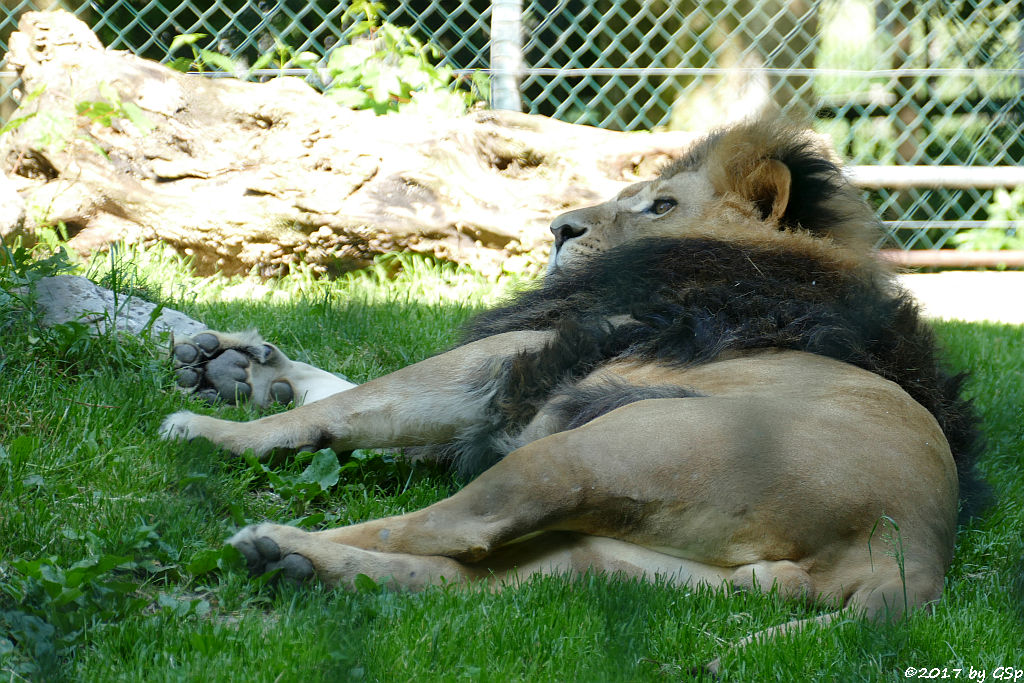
[951,186,1024,251]
[163,2,483,115]
[76,82,155,135]
[323,0,480,115]
[167,33,245,74]
[0,86,45,136]
[0,241,164,375]
[867,514,908,618]
[0,242,74,329]
[244,448,344,517]
[249,36,321,76]
[0,522,174,678]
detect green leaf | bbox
[353,573,380,592]
[97,82,121,107]
[327,44,370,72]
[99,580,137,595]
[7,435,39,467]
[370,72,401,104]
[251,567,282,587]
[187,545,244,576]
[170,33,206,53]
[21,474,44,490]
[121,102,156,134]
[218,543,245,570]
[22,85,46,104]
[49,587,84,608]
[289,512,325,528]
[198,49,239,74]
[250,50,278,72]
[166,57,193,73]
[298,449,341,492]
[292,51,321,69]
[0,112,37,135]
[228,502,247,527]
[346,19,376,38]
[329,88,372,109]
[186,548,222,576]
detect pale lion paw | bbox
[172,330,296,407]
[228,524,315,582]
[159,411,201,441]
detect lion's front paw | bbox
[172,330,295,407]
[159,411,201,441]
[227,523,315,582]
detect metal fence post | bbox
[490,0,523,111]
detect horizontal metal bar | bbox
[879,249,1024,267]
[481,67,1024,78]
[849,166,1024,190]
[880,221,1024,230]
[3,66,1021,80]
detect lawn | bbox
[1,244,1022,682]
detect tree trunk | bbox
[0,10,699,277]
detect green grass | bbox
[2,245,1023,681]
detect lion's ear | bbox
[743,159,792,224]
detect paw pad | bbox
[270,380,294,404]
[171,331,295,407]
[230,530,314,583]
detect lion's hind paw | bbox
[228,524,315,582]
[172,330,295,407]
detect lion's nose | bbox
[550,219,588,249]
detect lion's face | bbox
[547,119,879,274]
[547,170,718,272]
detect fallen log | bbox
[0,10,699,276]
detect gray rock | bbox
[29,275,206,338]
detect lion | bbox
[160,118,985,664]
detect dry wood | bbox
[0,10,699,276]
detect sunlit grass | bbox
[1,246,1022,681]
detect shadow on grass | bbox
[3,283,1023,680]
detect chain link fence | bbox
[2,0,1022,251]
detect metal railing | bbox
[1,0,1021,251]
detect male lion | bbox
[161,118,985,654]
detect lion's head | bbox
[547,118,880,273]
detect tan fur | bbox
[161,118,961,670]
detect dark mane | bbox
[457,238,987,520]
[665,119,878,247]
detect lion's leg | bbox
[704,565,944,674]
[226,397,786,576]
[223,396,751,566]
[228,526,733,591]
[171,330,356,407]
[160,330,554,458]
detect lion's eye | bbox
[650,198,677,215]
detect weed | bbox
[868,514,909,618]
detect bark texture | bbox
[1,11,700,276]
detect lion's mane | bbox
[439,123,987,521]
